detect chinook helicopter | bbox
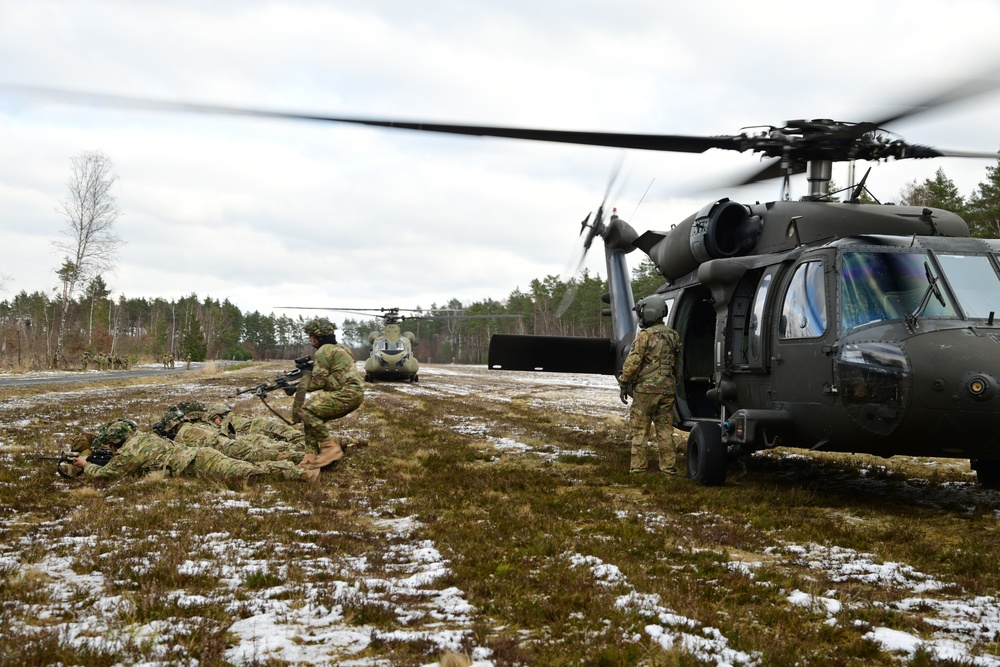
[12,76,1000,487]
[278,306,422,382]
[280,306,518,383]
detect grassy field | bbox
[1,362,999,666]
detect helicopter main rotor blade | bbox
[866,68,1000,130]
[4,84,739,154]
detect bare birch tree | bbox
[52,150,124,367]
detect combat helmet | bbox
[152,401,207,437]
[303,317,337,337]
[634,295,668,328]
[204,402,232,422]
[93,418,138,449]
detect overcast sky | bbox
[2,0,1000,328]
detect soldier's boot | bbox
[300,453,318,469]
[300,467,320,483]
[313,439,344,469]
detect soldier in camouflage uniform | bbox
[618,295,683,475]
[153,402,304,462]
[298,317,364,471]
[204,402,306,444]
[72,418,318,482]
[173,421,306,463]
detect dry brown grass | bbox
[1,362,999,665]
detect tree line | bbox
[0,265,660,370]
[4,150,999,371]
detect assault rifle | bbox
[40,447,114,479]
[229,356,314,423]
[230,356,314,397]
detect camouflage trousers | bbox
[167,447,302,480]
[212,434,304,464]
[174,423,305,463]
[299,388,363,454]
[627,391,677,474]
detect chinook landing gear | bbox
[686,422,727,486]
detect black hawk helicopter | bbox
[11,76,1000,486]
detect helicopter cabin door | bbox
[771,256,837,406]
[671,284,719,420]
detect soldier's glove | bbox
[620,385,630,404]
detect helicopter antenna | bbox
[629,178,655,220]
[849,167,873,203]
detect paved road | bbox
[0,365,198,388]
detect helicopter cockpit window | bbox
[840,251,958,332]
[935,254,1000,319]
[779,261,827,339]
[378,339,406,352]
[748,273,772,363]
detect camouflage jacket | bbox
[307,343,364,396]
[619,322,682,395]
[174,422,232,449]
[83,432,198,479]
[220,413,303,442]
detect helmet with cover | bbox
[205,402,232,422]
[634,295,668,328]
[303,317,337,337]
[93,418,138,449]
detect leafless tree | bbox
[52,150,125,367]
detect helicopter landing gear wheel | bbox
[686,422,727,486]
[364,374,373,382]
[410,374,418,383]
[972,459,1000,489]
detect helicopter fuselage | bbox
[652,199,1000,483]
[489,197,1000,486]
[365,322,419,382]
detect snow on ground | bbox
[1,495,496,666]
[4,364,1000,664]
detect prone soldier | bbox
[72,418,318,483]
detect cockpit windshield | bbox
[935,254,1000,318]
[378,338,407,352]
[840,251,958,332]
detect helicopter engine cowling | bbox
[368,331,379,344]
[636,198,763,281]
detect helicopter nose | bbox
[893,329,1000,456]
[906,330,1000,410]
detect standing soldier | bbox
[297,317,364,472]
[618,295,682,475]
